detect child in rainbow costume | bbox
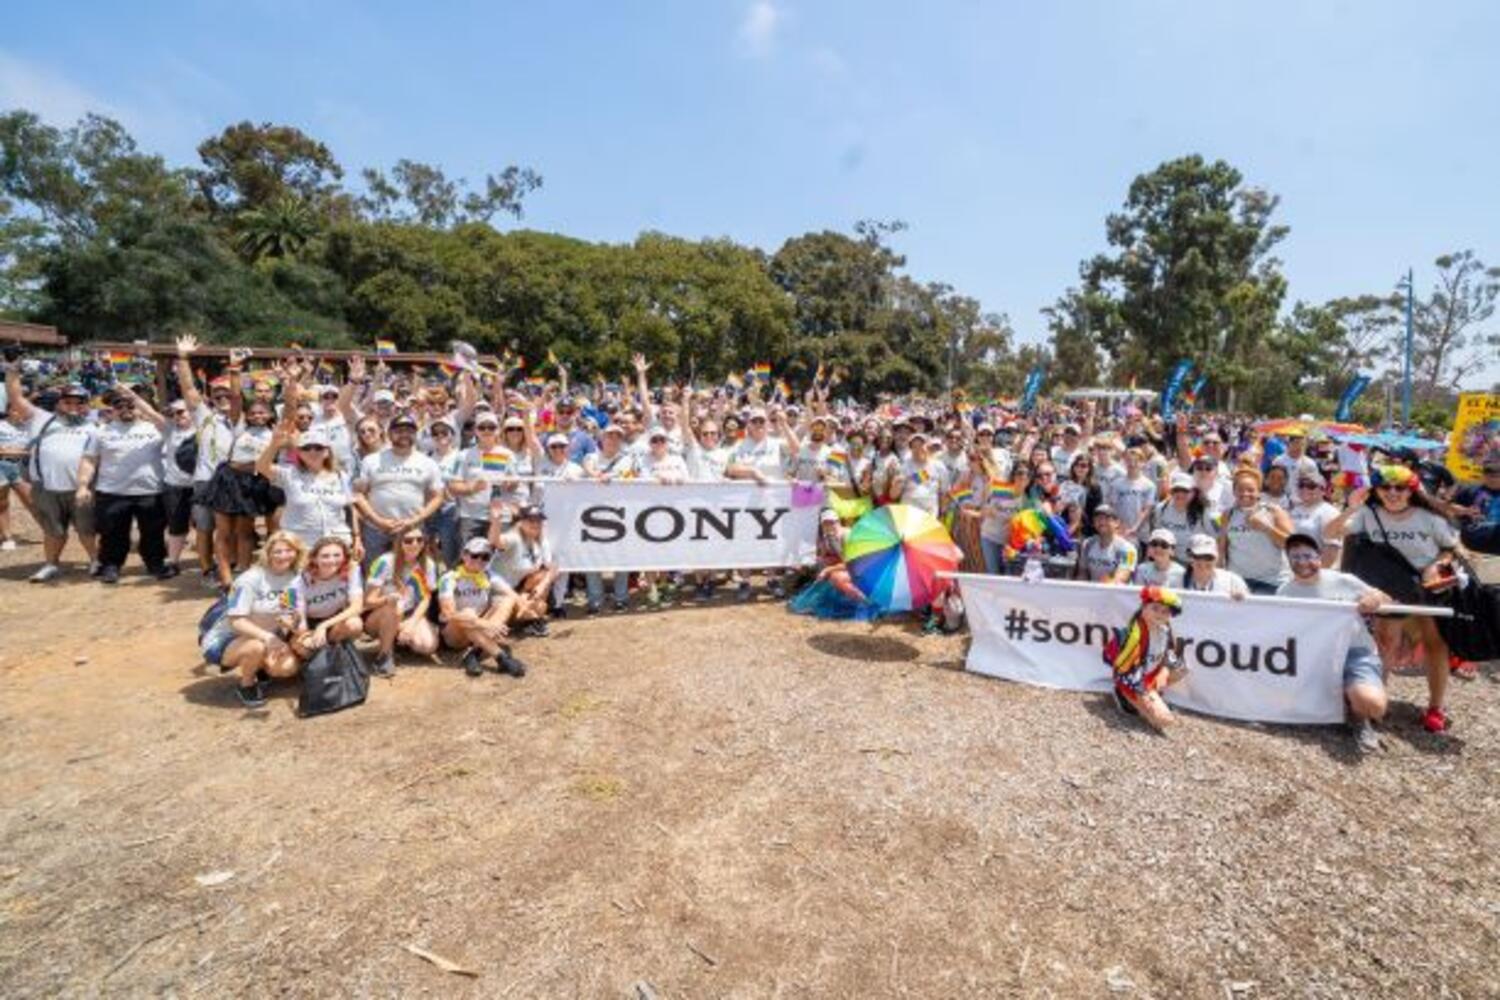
[1103,586,1188,731]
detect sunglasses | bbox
[1148,541,1174,549]
[749,417,767,425]
[1297,481,1321,490]
[462,551,489,560]
[400,536,425,546]
[1377,484,1411,493]
[432,427,453,435]
[1287,549,1321,562]
[298,444,328,452]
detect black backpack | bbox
[174,436,198,476]
[298,640,369,717]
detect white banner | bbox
[956,575,1365,725]
[545,480,821,572]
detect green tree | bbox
[1042,288,1104,389]
[234,194,318,262]
[1080,155,1289,389]
[194,121,344,218]
[1409,251,1500,399]
[359,159,542,227]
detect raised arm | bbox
[115,383,165,430]
[174,334,204,410]
[633,353,654,429]
[3,360,36,422]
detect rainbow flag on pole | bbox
[752,362,771,380]
[107,351,132,373]
[375,340,396,356]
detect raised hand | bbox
[175,334,198,357]
[632,353,650,375]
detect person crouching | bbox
[438,537,527,678]
[1105,586,1188,731]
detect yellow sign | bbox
[1446,393,1500,482]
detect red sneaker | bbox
[1422,706,1451,734]
[1449,655,1478,680]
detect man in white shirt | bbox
[1276,532,1392,752]
[3,372,98,582]
[76,386,170,584]
[352,411,445,564]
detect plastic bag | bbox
[298,640,369,717]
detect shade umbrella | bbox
[1331,430,1446,452]
[1253,417,1365,438]
[843,504,962,613]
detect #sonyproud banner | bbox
[545,480,821,572]
[955,575,1365,725]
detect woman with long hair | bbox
[1324,465,1466,733]
[295,536,366,657]
[199,530,307,708]
[205,397,277,590]
[256,392,356,556]
[1151,472,1210,565]
[362,525,439,676]
[1060,453,1102,541]
[353,417,385,461]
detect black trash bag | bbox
[298,639,369,717]
[1340,532,1424,604]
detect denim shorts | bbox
[201,629,235,667]
[1342,645,1384,689]
[0,459,21,486]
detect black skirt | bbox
[206,464,276,516]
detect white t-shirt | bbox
[1289,500,1342,551]
[1345,505,1458,571]
[312,413,355,469]
[899,457,946,516]
[455,445,516,520]
[1277,570,1377,651]
[356,448,444,520]
[1184,567,1250,599]
[438,567,514,616]
[227,424,274,465]
[731,436,789,481]
[591,446,638,480]
[1078,534,1138,582]
[84,419,164,495]
[272,466,353,544]
[191,403,235,483]
[790,442,832,483]
[1133,560,1185,588]
[1151,499,1208,564]
[367,553,437,616]
[685,441,732,482]
[204,565,305,649]
[1107,475,1158,534]
[491,528,552,589]
[636,451,689,483]
[302,563,364,621]
[0,412,41,453]
[28,411,94,491]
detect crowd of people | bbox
[1,340,1495,742]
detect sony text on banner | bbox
[957,575,1363,725]
[546,480,821,572]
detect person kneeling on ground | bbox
[200,530,308,708]
[1105,586,1189,732]
[295,536,367,659]
[1275,532,1392,753]
[489,504,558,638]
[363,526,439,675]
[438,536,527,678]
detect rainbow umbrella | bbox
[843,504,962,613]
[1253,417,1365,438]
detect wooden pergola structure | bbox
[0,320,67,347]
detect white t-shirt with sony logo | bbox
[84,419,164,495]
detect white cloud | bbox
[0,51,122,126]
[738,1,782,57]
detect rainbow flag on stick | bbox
[948,484,974,505]
[827,448,850,472]
[107,352,132,373]
[752,363,771,380]
[375,340,396,356]
[989,480,1019,502]
[481,451,511,474]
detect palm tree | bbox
[234,195,317,263]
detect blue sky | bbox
[4,0,1497,384]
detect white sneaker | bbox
[0,538,16,551]
[29,563,60,583]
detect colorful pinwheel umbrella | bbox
[1253,417,1365,438]
[843,504,962,613]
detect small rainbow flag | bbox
[753,363,771,380]
[525,375,545,387]
[949,484,974,505]
[827,448,849,470]
[989,480,1019,501]
[481,451,511,474]
[375,339,396,356]
[108,351,132,372]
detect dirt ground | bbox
[0,510,1497,999]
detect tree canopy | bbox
[1,110,1492,408]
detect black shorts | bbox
[163,484,195,536]
[206,465,276,516]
